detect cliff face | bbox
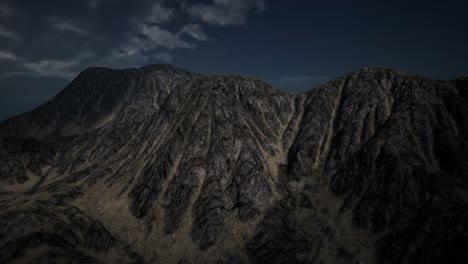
[0,65,467,264]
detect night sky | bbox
[1,0,468,121]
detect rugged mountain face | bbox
[0,64,195,140]
[0,65,467,264]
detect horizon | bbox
[1,0,468,120]
[1,63,466,123]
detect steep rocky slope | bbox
[0,65,467,264]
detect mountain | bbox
[0,65,467,264]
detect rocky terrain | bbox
[0,64,467,263]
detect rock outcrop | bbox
[0,65,467,263]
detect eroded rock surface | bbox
[0,65,467,263]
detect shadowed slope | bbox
[0,66,467,263]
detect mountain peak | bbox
[1,65,468,263]
[0,64,198,139]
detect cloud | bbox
[0,2,22,19]
[22,60,79,79]
[0,50,95,80]
[155,52,173,63]
[139,24,194,50]
[13,52,94,80]
[180,24,207,41]
[188,0,266,26]
[101,49,149,69]
[87,0,101,10]
[110,0,267,67]
[114,20,210,63]
[0,51,20,61]
[119,23,196,57]
[145,2,175,24]
[51,20,90,36]
[0,26,20,40]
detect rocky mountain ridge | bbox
[0,65,467,263]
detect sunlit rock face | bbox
[0,65,467,264]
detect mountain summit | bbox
[0,65,195,139]
[0,65,467,264]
